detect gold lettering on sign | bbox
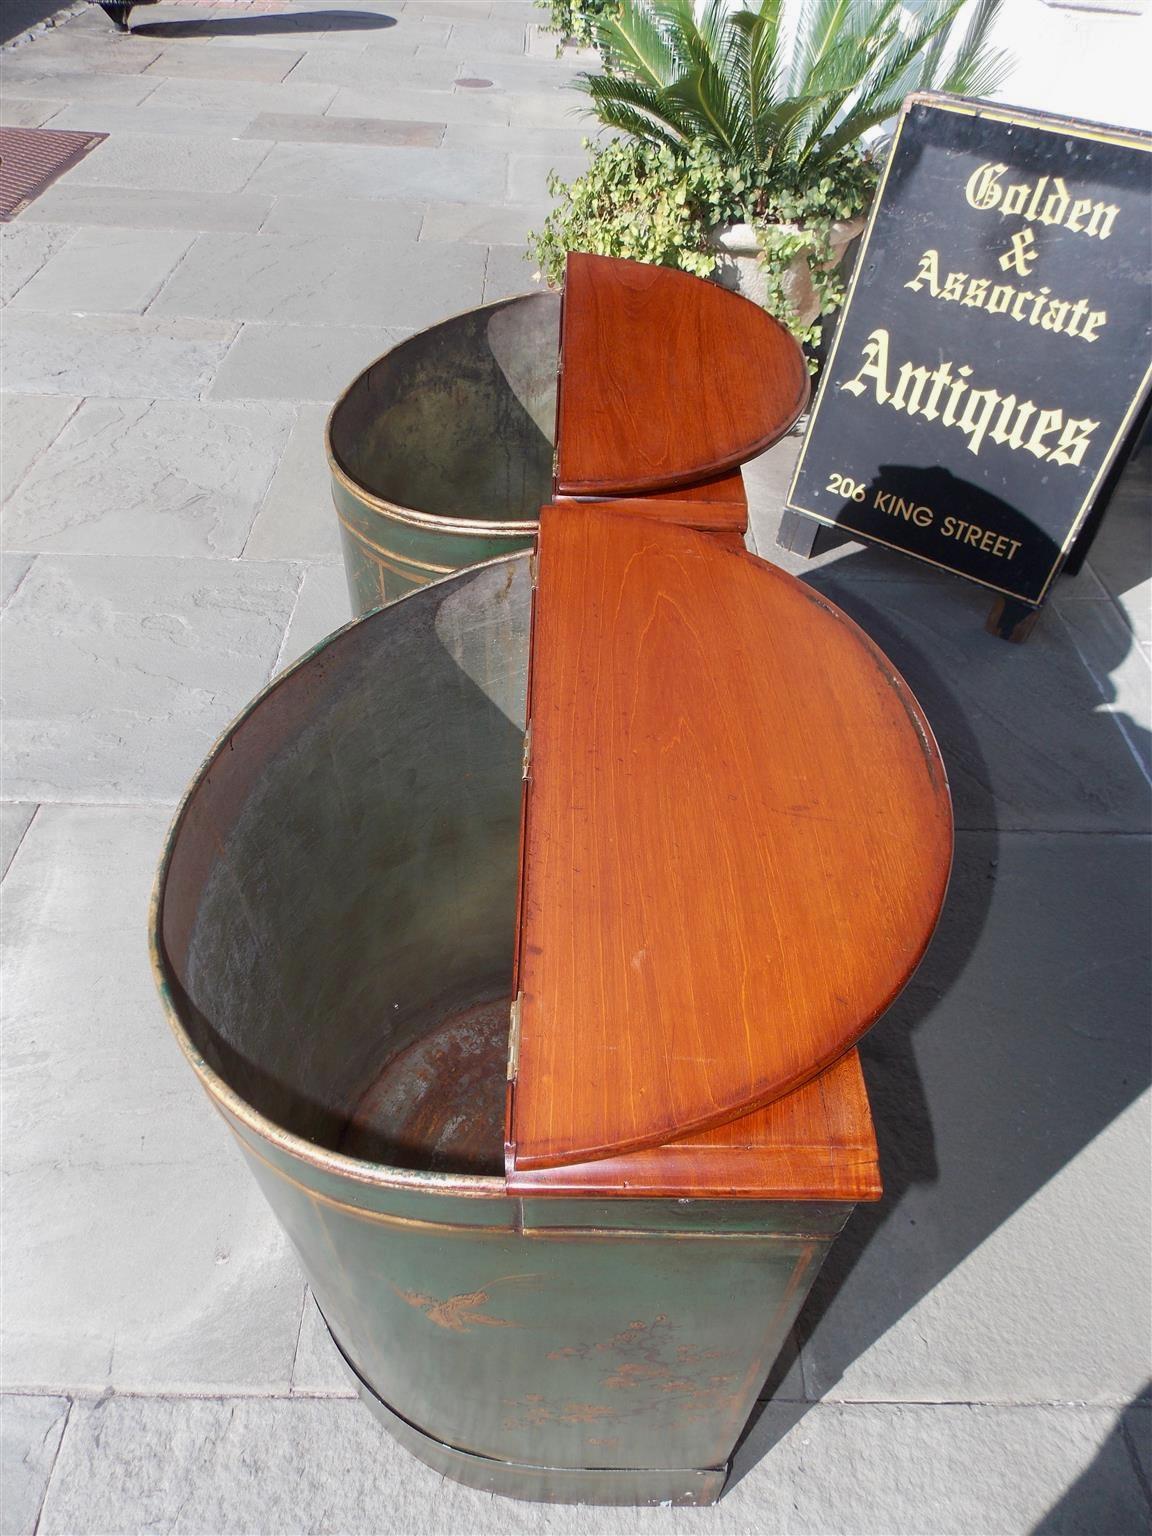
[840,329,1100,465]
[964,163,1120,239]
[905,250,1107,341]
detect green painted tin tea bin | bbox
[326,294,559,612]
[151,532,952,1506]
[156,259,952,1507]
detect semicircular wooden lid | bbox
[553,253,810,497]
[508,506,953,1173]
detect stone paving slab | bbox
[457,51,584,87]
[289,1293,357,1397]
[325,82,513,124]
[798,830,1150,1406]
[17,182,275,231]
[1126,1403,1152,1486]
[28,1394,1150,1535]
[241,110,444,146]
[447,19,528,53]
[0,805,307,1393]
[7,225,193,314]
[1085,451,1152,645]
[353,16,453,47]
[207,320,407,401]
[0,395,79,502]
[285,49,465,89]
[441,120,593,154]
[1,311,237,398]
[508,88,590,127]
[139,41,304,80]
[258,192,424,239]
[2,1157,304,1393]
[2,804,233,1179]
[3,397,294,558]
[276,559,349,665]
[482,242,537,302]
[144,73,338,112]
[150,223,487,333]
[419,197,548,242]
[0,1395,70,1536]
[0,96,64,127]
[0,803,37,880]
[0,223,74,305]
[1055,595,1152,778]
[0,67,162,104]
[245,139,508,202]
[507,150,589,203]
[243,402,343,562]
[0,553,36,609]
[44,100,264,136]
[2,36,163,73]
[0,553,300,801]
[59,130,273,191]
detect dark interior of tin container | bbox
[328,293,560,525]
[158,559,533,1177]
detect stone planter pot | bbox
[709,216,865,327]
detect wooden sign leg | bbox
[986,595,1042,644]
[776,510,827,559]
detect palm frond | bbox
[665,65,743,157]
[579,70,691,147]
[799,0,973,162]
[935,0,1011,97]
[790,0,854,95]
[573,0,1016,192]
[593,0,676,87]
[721,3,785,163]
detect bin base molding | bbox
[323,1311,728,1508]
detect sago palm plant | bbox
[579,0,1011,179]
[531,1,1013,345]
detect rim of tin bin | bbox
[148,554,523,1201]
[324,293,557,541]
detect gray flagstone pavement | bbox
[1,1,1149,1531]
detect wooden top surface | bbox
[507,1047,881,1201]
[556,469,748,534]
[554,253,809,497]
[508,506,952,1173]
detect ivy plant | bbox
[541,0,617,50]
[531,136,877,346]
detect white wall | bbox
[988,0,1152,135]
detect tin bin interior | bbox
[328,294,560,527]
[156,557,531,1175]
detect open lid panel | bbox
[555,469,750,534]
[553,253,810,497]
[506,506,952,1181]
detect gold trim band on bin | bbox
[335,511,458,574]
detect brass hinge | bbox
[529,547,538,588]
[507,993,523,1080]
[521,721,532,779]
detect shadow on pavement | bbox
[730,533,1151,1494]
[1032,1386,1151,1533]
[131,9,395,34]
[0,0,70,44]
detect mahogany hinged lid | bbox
[554,253,811,497]
[506,505,953,1184]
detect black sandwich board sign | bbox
[785,93,1152,637]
